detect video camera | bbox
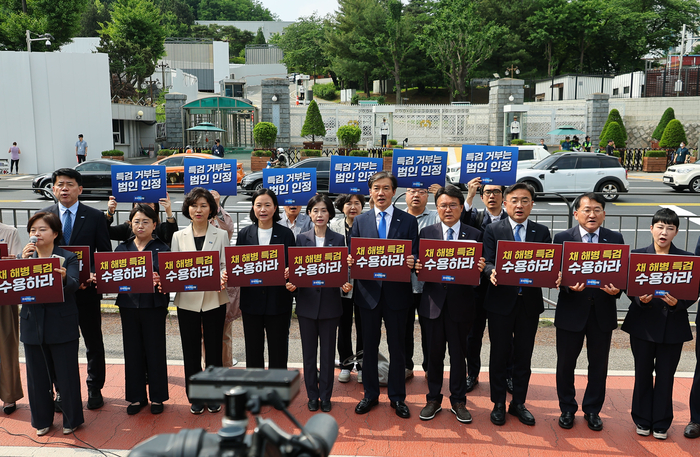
[129,367,338,457]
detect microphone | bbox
[29,236,38,244]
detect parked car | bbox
[662,163,700,193]
[152,152,244,189]
[446,145,550,189]
[515,152,628,201]
[240,157,331,195]
[32,159,129,199]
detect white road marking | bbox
[660,205,700,226]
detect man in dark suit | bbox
[553,192,624,431]
[685,237,700,439]
[41,168,112,409]
[483,182,552,426]
[415,185,483,423]
[350,171,419,418]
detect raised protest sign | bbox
[350,237,411,282]
[225,245,286,287]
[184,158,237,195]
[263,168,316,205]
[95,251,153,294]
[0,257,63,305]
[627,253,700,300]
[60,245,91,285]
[111,165,167,202]
[560,242,629,289]
[289,246,348,287]
[392,149,447,188]
[460,145,518,186]
[416,239,482,285]
[158,251,221,293]
[329,155,382,194]
[494,240,561,288]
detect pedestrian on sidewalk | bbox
[7,142,20,174]
[75,134,87,164]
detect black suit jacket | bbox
[553,226,625,332]
[482,218,552,316]
[293,228,345,320]
[349,206,419,311]
[461,207,507,232]
[621,243,695,344]
[418,222,482,321]
[236,223,296,315]
[19,247,80,345]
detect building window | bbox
[623,86,630,94]
[113,120,125,144]
[612,88,619,95]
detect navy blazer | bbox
[418,222,482,321]
[19,247,81,345]
[114,236,171,309]
[482,218,552,316]
[621,243,695,344]
[293,228,345,320]
[236,223,296,315]
[461,207,507,232]
[553,226,625,333]
[349,206,419,311]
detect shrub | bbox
[101,149,124,156]
[254,122,278,149]
[383,150,394,157]
[645,150,667,157]
[658,119,688,148]
[301,100,326,141]
[351,94,359,105]
[510,139,526,145]
[337,125,362,149]
[652,107,675,140]
[301,149,322,157]
[252,149,273,157]
[350,95,385,105]
[600,109,627,143]
[349,150,368,156]
[601,122,626,148]
[612,150,621,158]
[313,82,337,101]
[388,139,398,145]
[157,149,174,156]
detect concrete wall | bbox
[60,37,100,53]
[111,104,156,157]
[0,51,113,174]
[213,41,230,93]
[229,64,287,87]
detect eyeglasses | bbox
[437,204,460,210]
[507,198,531,205]
[482,189,502,196]
[578,208,604,216]
[407,189,428,195]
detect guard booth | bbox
[182,96,257,152]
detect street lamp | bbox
[505,65,520,78]
[26,30,54,52]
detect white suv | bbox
[516,152,629,201]
[662,163,700,193]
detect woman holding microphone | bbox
[286,194,352,412]
[171,188,229,415]
[19,212,83,435]
[114,204,170,415]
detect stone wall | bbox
[164,93,187,149]
[488,79,524,146]
[261,78,291,147]
[627,122,700,149]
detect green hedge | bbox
[600,121,626,148]
[388,139,398,145]
[157,149,174,156]
[301,100,326,141]
[652,108,675,141]
[659,119,688,148]
[383,150,394,157]
[349,149,368,156]
[101,149,124,156]
[350,94,386,105]
[254,122,278,149]
[301,149,322,157]
[645,150,667,157]
[252,149,274,157]
[337,125,362,149]
[313,82,337,101]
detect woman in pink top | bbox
[8,142,20,174]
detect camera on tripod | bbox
[129,367,338,457]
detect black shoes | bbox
[190,403,205,414]
[465,376,479,393]
[419,401,442,420]
[490,403,506,426]
[508,403,535,426]
[685,422,700,439]
[3,403,17,415]
[308,399,320,412]
[126,401,147,415]
[584,413,603,431]
[320,400,332,412]
[355,398,379,415]
[506,378,514,395]
[390,400,410,419]
[87,389,104,410]
[151,403,164,414]
[559,412,575,429]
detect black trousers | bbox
[120,307,169,404]
[487,297,539,405]
[177,305,225,403]
[337,296,363,370]
[242,310,291,369]
[466,296,514,379]
[24,340,84,430]
[359,291,407,402]
[691,335,700,423]
[10,159,19,173]
[629,335,683,431]
[299,316,339,402]
[405,293,428,371]
[77,155,86,164]
[556,306,612,415]
[381,134,388,147]
[424,305,470,405]
[76,290,106,391]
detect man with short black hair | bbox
[212,139,225,158]
[75,134,87,164]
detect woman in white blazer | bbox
[171,187,229,415]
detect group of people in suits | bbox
[3,166,700,442]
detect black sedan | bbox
[240,157,331,195]
[32,159,131,199]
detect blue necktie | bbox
[447,227,454,241]
[587,233,595,243]
[63,210,73,244]
[378,212,387,239]
[514,223,523,242]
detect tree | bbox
[189,24,254,60]
[301,100,326,142]
[0,0,88,51]
[253,122,277,149]
[659,119,688,148]
[420,0,507,101]
[270,14,330,82]
[79,0,111,37]
[197,0,277,21]
[607,109,627,142]
[602,121,626,148]
[252,27,265,44]
[157,0,195,37]
[373,0,416,105]
[98,0,166,97]
[652,107,675,140]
